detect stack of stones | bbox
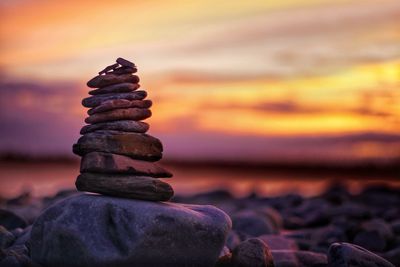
[73,58,174,201]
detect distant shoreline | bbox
[1,154,399,179]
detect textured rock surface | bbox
[81,152,172,177]
[76,173,173,201]
[231,238,274,267]
[73,131,163,161]
[271,250,327,267]
[232,210,279,237]
[30,194,232,267]
[328,242,394,267]
[87,99,152,115]
[87,73,139,88]
[0,210,27,230]
[89,83,140,95]
[85,108,151,124]
[82,91,147,108]
[80,120,149,134]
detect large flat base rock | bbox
[30,194,231,267]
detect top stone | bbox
[116,57,136,68]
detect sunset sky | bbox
[1,0,400,164]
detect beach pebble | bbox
[80,120,149,134]
[112,66,137,75]
[0,226,15,249]
[232,210,279,237]
[85,108,151,124]
[116,57,135,68]
[81,152,172,177]
[271,250,327,267]
[30,194,231,267]
[231,238,274,267]
[87,73,139,88]
[328,242,395,267]
[87,99,152,115]
[98,63,119,75]
[88,83,139,95]
[73,131,163,161]
[76,173,174,201]
[82,91,147,108]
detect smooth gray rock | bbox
[85,108,151,124]
[87,99,152,115]
[116,57,135,68]
[89,83,140,95]
[80,152,172,177]
[82,91,147,108]
[87,73,139,88]
[231,238,274,267]
[98,63,119,75]
[30,194,232,267]
[112,66,136,75]
[0,244,39,267]
[328,242,394,267]
[0,226,15,249]
[75,173,174,201]
[73,131,163,161]
[232,210,279,237]
[271,250,327,267]
[80,120,149,134]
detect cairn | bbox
[73,58,174,201]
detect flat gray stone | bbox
[80,121,149,134]
[81,152,172,177]
[87,74,139,88]
[85,108,151,124]
[328,242,394,267]
[231,238,274,267]
[88,99,152,115]
[76,173,173,201]
[73,131,163,161]
[30,194,231,267]
[89,83,140,95]
[98,63,119,75]
[82,91,147,108]
[112,66,137,75]
[116,57,135,68]
[271,250,327,267]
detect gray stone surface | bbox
[112,66,136,75]
[76,173,174,201]
[87,99,152,115]
[271,250,327,267]
[232,210,279,237]
[73,131,163,161]
[82,91,147,108]
[80,120,149,134]
[30,194,231,267]
[81,152,172,177]
[87,73,139,88]
[88,99,152,115]
[85,108,151,124]
[328,242,394,267]
[89,83,140,95]
[116,57,135,68]
[231,238,274,267]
